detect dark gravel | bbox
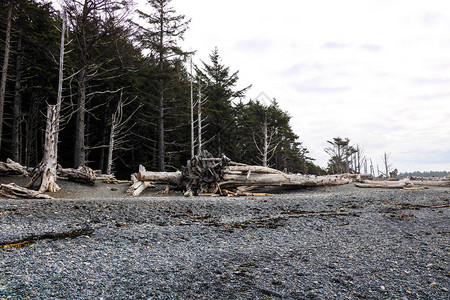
[0,180,449,299]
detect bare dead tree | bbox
[383,152,393,178]
[196,79,209,155]
[253,114,281,167]
[106,93,141,175]
[190,55,194,158]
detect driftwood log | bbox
[127,180,155,196]
[0,183,54,199]
[408,178,450,187]
[356,178,450,188]
[131,151,357,196]
[0,159,28,176]
[355,180,413,189]
[58,166,96,185]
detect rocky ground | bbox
[0,177,449,299]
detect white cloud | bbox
[158,0,450,172]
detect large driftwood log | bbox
[58,166,96,185]
[356,178,450,188]
[137,170,182,186]
[0,159,28,176]
[131,151,361,196]
[0,183,54,199]
[355,180,413,189]
[407,179,450,187]
[221,173,354,187]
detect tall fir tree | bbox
[135,0,190,171]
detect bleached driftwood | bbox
[221,172,354,188]
[58,166,96,185]
[0,183,54,199]
[137,164,182,187]
[0,159,28,176]
[127,180,155,196]
[408,179,450,187]
[356,178,450,188]
[355,180,413,189]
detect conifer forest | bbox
[0,0,327,179]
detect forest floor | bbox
[0,177,449,299]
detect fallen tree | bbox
[130,151,358,196]
[0,183,54,199]
[0,159,28,176]
[57,166,96,185]
[356,178,450,189]
[355,180,413,189]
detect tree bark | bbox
[0,5,13,150]
[12,35,23,162]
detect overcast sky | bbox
[142,0,450,172]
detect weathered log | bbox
[127,181,155,196]
[0,183,54,199]
[408,179,450,187]
[220,173,354,187]
[137,171,182,186]
[58,166,96,185]
[133,152,357,196]
[137,170,353,188]
[0,158,28,176]
[355,180,413,189]
[224,165,284,175]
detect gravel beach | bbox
[0,179,449,299]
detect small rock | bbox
[380,286,386,291]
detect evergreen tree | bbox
[134,0,190,171]
[197,48,250,158]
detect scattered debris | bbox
[0,227,93,249]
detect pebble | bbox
[380,286,386,291]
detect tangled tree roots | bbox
[181,150,230,196]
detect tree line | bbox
[0,0,323,178]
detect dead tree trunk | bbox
[197,80,202,155]
[0,5,13,150]
[74,68,86,168]
[190,56,195,158]
[38,105,60,192]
